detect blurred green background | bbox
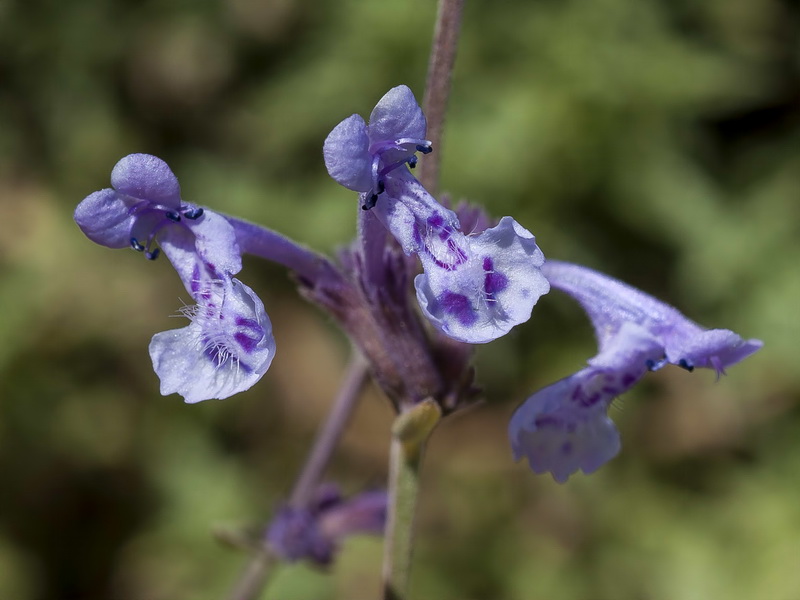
[0,0,798,598]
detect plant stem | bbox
[382,400,442,600]
[289,353,370,507]
[418,0,465,196]
[225,354,370,600]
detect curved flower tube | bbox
[510,261,763,482]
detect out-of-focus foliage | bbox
[0,0,798,598]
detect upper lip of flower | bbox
[323,85,432,208]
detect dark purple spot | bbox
[621,373,636,387]
[236,317,260,329]
[440,292,477,326]
[534,415,562,429]
[561,442,573,455]
[484,272,508,297]
[601,386,619,395]
[234,332,260,353]
[427,213,444,228]
[578,392,601,408]
[482,257,509,297]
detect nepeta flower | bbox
[323,85,432,210]
[415,216,550,343]
[75,153,276,403]
[149,266,275,404]
[510,261,763,482]
[324,88,549,343]
[267,484,387,565]
[74,153,240,274]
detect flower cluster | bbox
[75,86,762,485]
[322,86,762,482]
[75,154,276,403]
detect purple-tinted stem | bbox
[226,355,370,600]
[358,202,390,289]
[418,0,465,195]
[225,215,335,283]
[289,353,369,507]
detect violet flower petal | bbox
[510,323,664,482]
[541,260,763,373]
[74,188,136,248]
[322,114,373,192]
[110,153,181,208]
[149,277,275,403]
[367,85,427,149]
[323,85,430,202]
[373,169,465,266]
[415,217,550,343]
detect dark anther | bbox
[376,180,385,194]
[145,248,160,261]
[184,207,204,220]
[130,237,145,252]
[165,211,181,222]
[416,144,432,154]
[362,193,379,211]
[678,358,695,372]
[645,358,666,372]
[407,155,418,169]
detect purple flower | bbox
[415,216,550,343]
[510,261,763,482]
[75,153,240,275]
[323,85,432,210]
[267,484,387,565]
[75,154,276,403]
[324,88,550,343]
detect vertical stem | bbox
[382,400,442,600]
[226,354,370,600]
[418,0,466,195]
[289,353,369,507]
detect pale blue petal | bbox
[367,85,426,147]
[415,217,550,343]
[184,209,242,276]
[323,114,373,192]
[74,188,136,248]
[373,170,464,264]
[149,278,275,403]
[664,328,763,373]
[510,323,663,482]
[110,153,181,207]
[542,260,763,372]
